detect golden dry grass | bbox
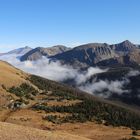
[55,122,140,140]
[4,109,140,140]
[0,121,90,140]
[0,61,27,88]
[0,60,140,140]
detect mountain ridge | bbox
[1,40,140,68]
[49,40,140,68]
[20,45,70,61]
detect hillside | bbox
[63,66,140,108]
[0,122,89,140]
[0,61,140,140]
[0,61,27,87]
[87,67,140,107]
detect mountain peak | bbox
[121,40,133,45]
[111,40,136,53]
[24,46,32,49]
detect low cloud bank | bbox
[79,79,130,98]
[0,54,139,98]
[127,70,140,77]
[0,54,106,83]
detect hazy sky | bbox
[0,0,140,52]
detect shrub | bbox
[8,83,38,99]
[132,130,138,136]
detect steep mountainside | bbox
[82,67,140,107]
[61,66,140,108]
[20,45,70,61]
[97,49,140,67]
[50,40,140,68]
[51,43,116,67]
[0,60,140,140]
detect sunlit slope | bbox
[0,61,28,107]
[0,122,90,140]
[0,61,27,87]
[0,60,140,140]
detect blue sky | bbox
[0,0,140,52]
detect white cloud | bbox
[127,70,140,77]
[79,79,130,98]
[0,53,135,99]
[0,54,105,82]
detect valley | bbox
[1,0,140,139]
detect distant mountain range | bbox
[0,46,32,56]
[1,40,140,68]
[17,40,140,68]
[50,40,140,68]
[20,45,70,61]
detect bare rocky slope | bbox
[50,40,140,68]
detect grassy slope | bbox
[0,61,27,87]
[0,61,140,140]
[29,75,140,129]
[0,121,89,140]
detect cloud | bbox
[75,67,107,85]
[127,70,140,77]
[0,54,105,83]
[0,53,137,99]
[78,79,130,98]
[138,94,140,99]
